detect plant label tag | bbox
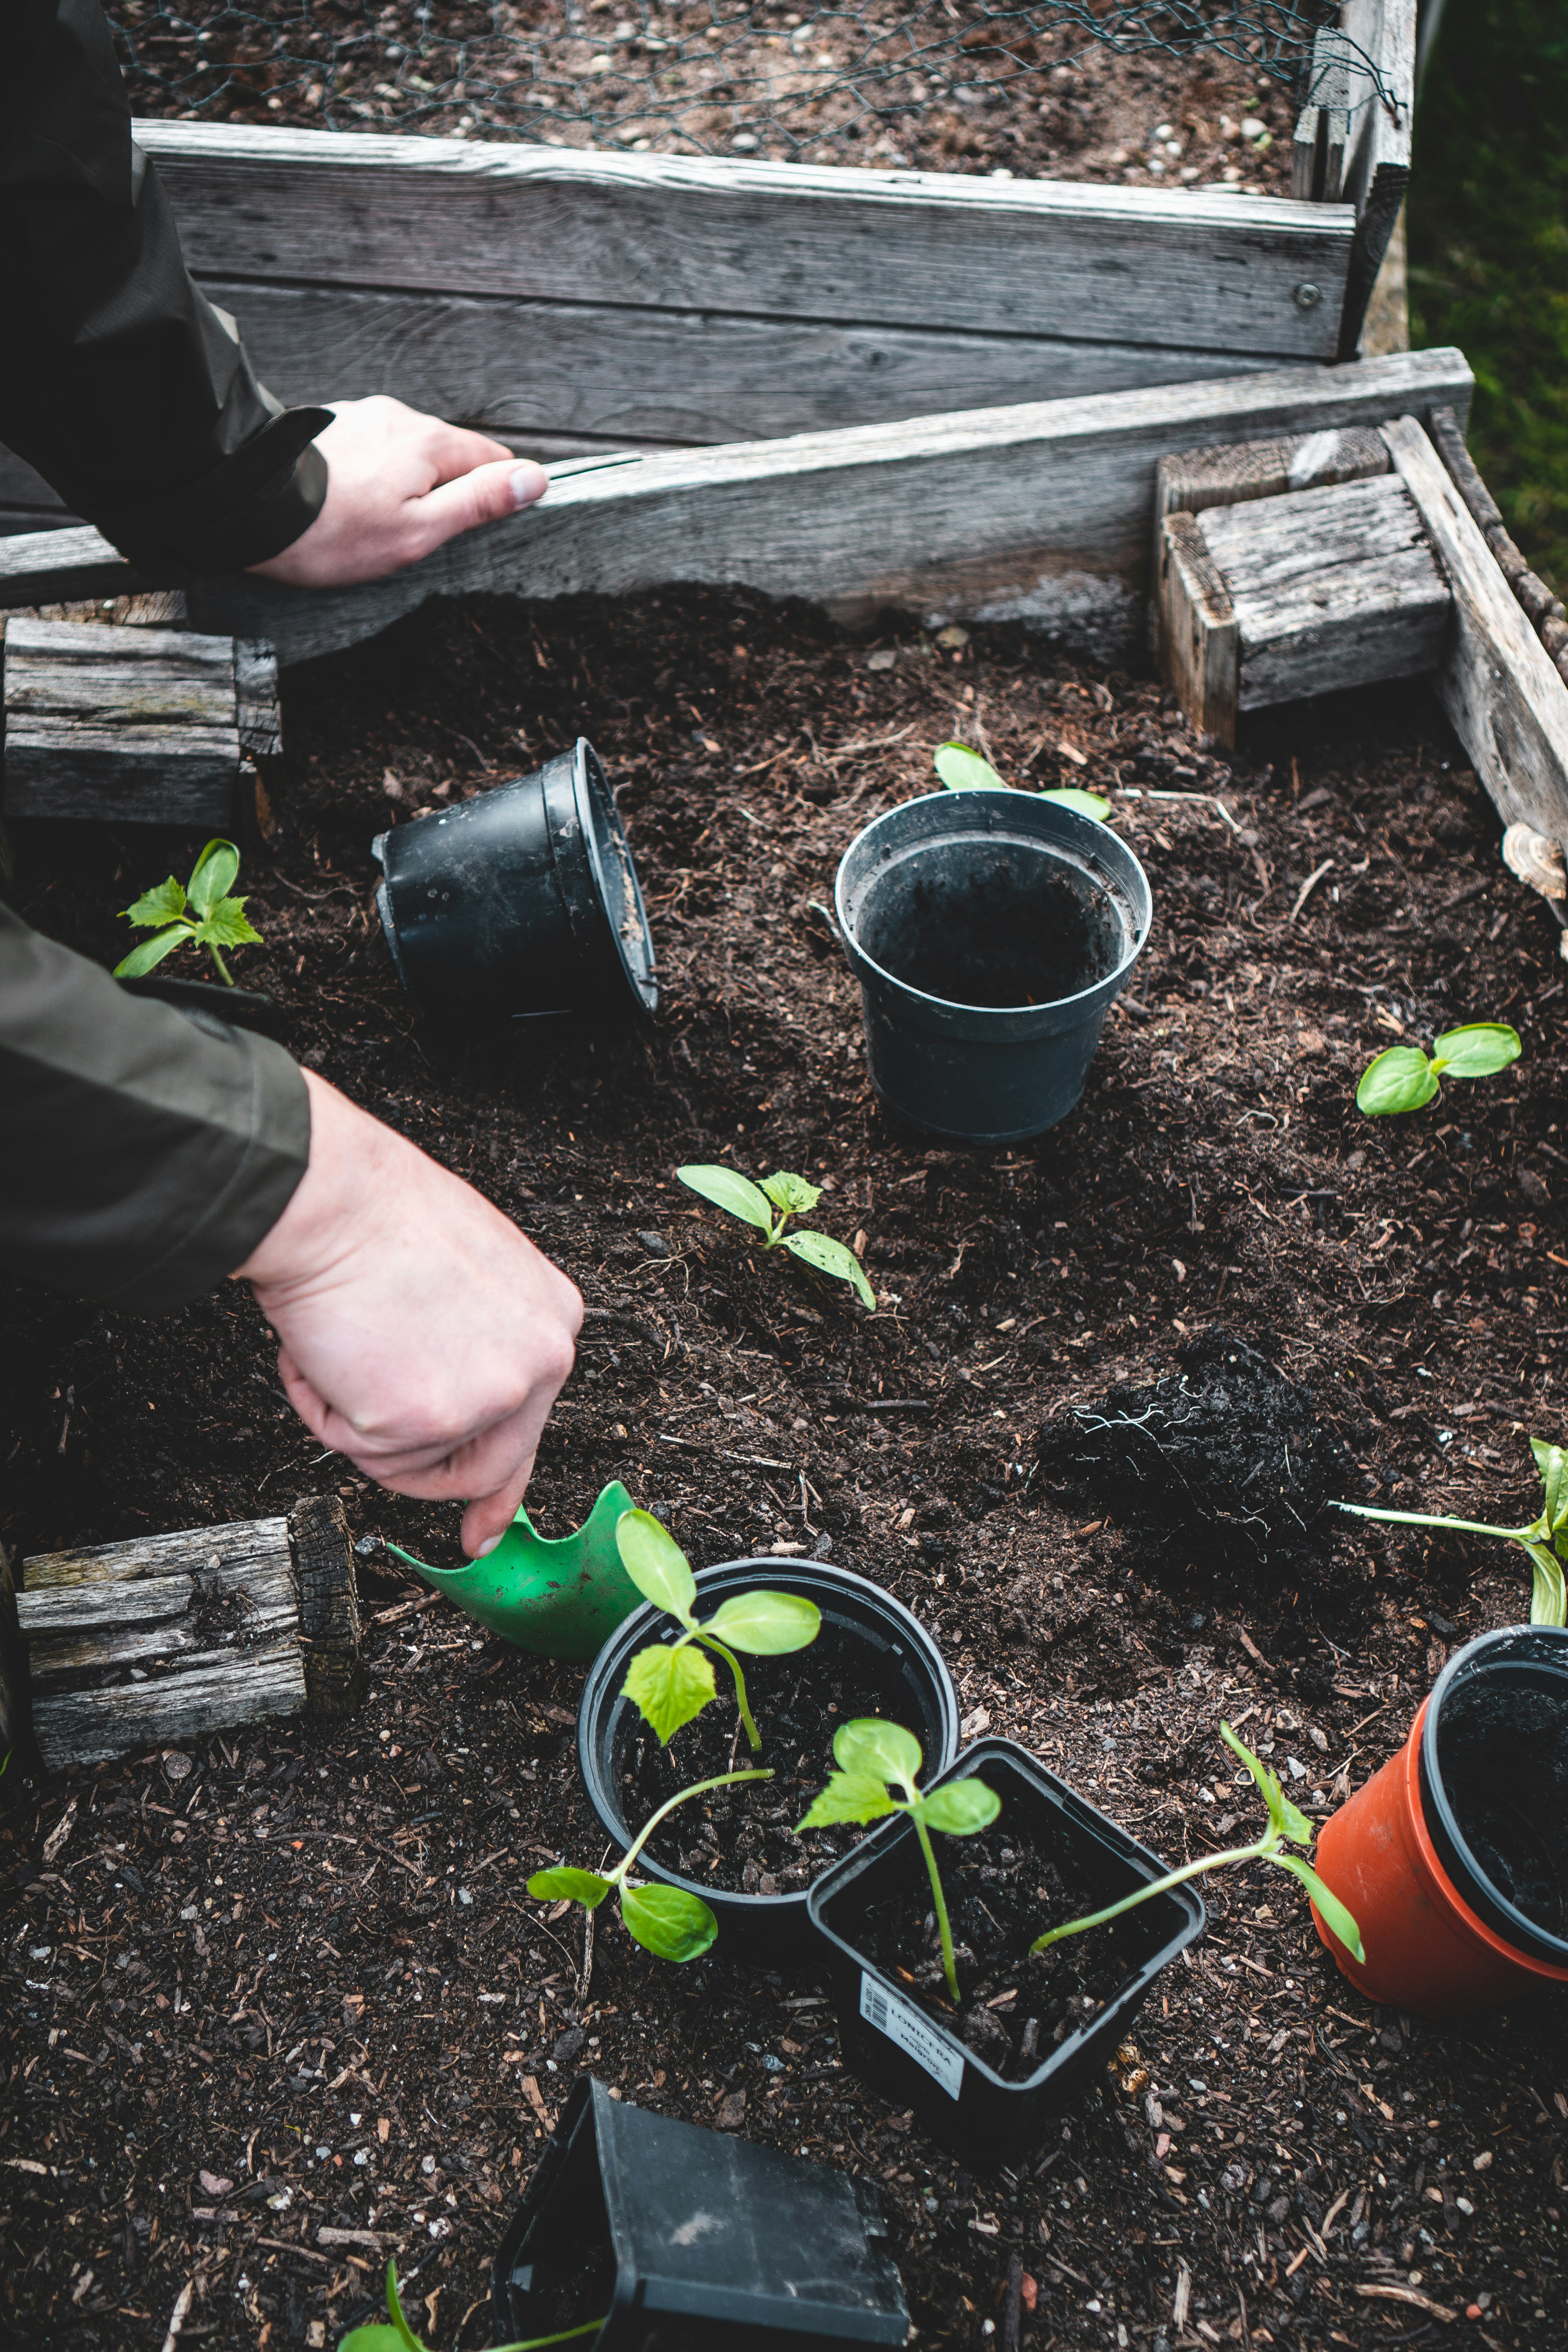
[859,1970,964,2100]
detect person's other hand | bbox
[249,396,548,588]
[234,1071,581,1556]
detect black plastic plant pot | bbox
[493,2077,909,2349]
[577,1559,958,1960]
[806,1738,1205,2170]
[117,973,286,1042]
[833,790,1151,1145]
[372,737,656,1020]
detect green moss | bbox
[1409,0,1568,592]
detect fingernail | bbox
[474,1533,502,1558]
[509,464,545,511]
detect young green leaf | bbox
[1272,1853,1366,1964]
[616,1508,698,1622]
[758,1171,822,1216]
[385,2260,424,2352]
[796,1769,903,1831]
[918,1778,1003,1836]
[1039,787,1113,819]
[195,897,265,950]
[122,876,188,929]
[338,2328,403,2351]
[781,1228,876,1310]
[1430,1022,1521,1079]
[1531,1438,1568,1540]
[1525,1541,1568,1628]
[620,1882,719,1961]
[527,1866,611,1908]
[934,741,1009,793]
[1356,1046,1441,1116]
[833,1717,924,1788]
[676,1164,775,1232]
[1220,1722,1292,1837]
[187,838,242,917]
[113,924,193,979]
[703,1590,821,1655]
[621,1642,716,1744]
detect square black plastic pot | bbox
[492,2077,910,2350]
[806,1739,1205,2170]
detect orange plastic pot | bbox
[1312,1626,1568,2017]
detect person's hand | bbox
[249,396,548,588]
[234,1071,581,1556]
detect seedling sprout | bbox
[615,1508,821,1751]
[677,1165,875,1309]
[529,1766,772,1962]
[341,2258,602,2350]
[1334,1433,1568,1626]
[114,836,264,986]
[933,739,1111,821]
[798,1721,999,2006]
[1356,1023,1521,1116]
[1028,1725,1363,1964]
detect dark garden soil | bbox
[622,1621,907,1891]
[4,582,1568,2352]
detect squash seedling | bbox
[113,837,264,986]
[529,1766,771,1962]
[1029,1724,1363,1963]
[341,2257,602,2350]
[1334,1433,1568,1626]
[933,739,1111,821]
[1356,1022,1521,1115]
[615,1509,820,1751]
[798,1720,1000,2006]
[677,1165,875,1309]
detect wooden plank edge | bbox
[1426,407,1568,682]
[1157,512,1239,750]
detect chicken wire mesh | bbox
[108,1,1387,176]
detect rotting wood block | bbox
[20,1498,362,1772]
[1158,471,1450,747]
[0,1542,21,1763]
[0,616,280,825]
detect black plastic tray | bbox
[807,1737,1205,2168]
[492,2077,909,2349]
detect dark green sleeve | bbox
[0,900,311,1313]
[0,0,330,573]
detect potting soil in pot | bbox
[842,1818,1149,2081]
[855,842,1124,1009]
[620,1619,917,1892]
[1035,1325,1352,1585]
[1436,1673,1568,1940]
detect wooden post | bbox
[1336,0,1417,360]
[1157,513,1240,749]
[291,1494,366,1717]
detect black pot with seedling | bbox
[373,738,656,1021]
[832,786,1151,1146]
[487,2077,910,2350]
[569,1513,957,1960]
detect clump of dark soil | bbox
[621,1620,912,1891]
[1035,1327,1355,1587]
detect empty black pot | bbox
[577,1558,957,1960]
[834,790,1151,1144]
[807,1738,1204,2168]
[373,738,656,1018]
[493,2077,909,2348]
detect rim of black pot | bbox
[569,740,658,1017]
[834,789,1151,1023]
[576,1558,959,1929]
[1417,1623,1568,1966]
[807,1736,1206,2095]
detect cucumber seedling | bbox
[934,739,1111,821]
[529,1766,771,1962]
[341,2257,602,2350]
[616,1509,821,1751]
[1356,1022,1520,1116]
[114,836,264,986]
[1335,1433,1568,1626]
[798,1720,999,2006]
[1029,1724,1363,1963]
[677,1165,875,1309]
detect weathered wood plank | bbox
[1202,469,1433,591]
[1157,511,1238,750]
[1151,422,1389,608]
[22,1517,292,1590]
[290,1493,365,1716]
[32,1642,308,1772]
[0,525,167,611]
[28,1621,203,1694]
[2,617,248,823]
[171,347,1473,670]
[235,638,282,762]
[201,278,1303,451]
[1337,0,1416,357]
[17,1575,193,1638]
[138,121,1354,364]
[1237,546,1450,708]
[3,731,240,824]
[1381,414,1568,845]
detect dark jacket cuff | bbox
[98,405,333,575]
